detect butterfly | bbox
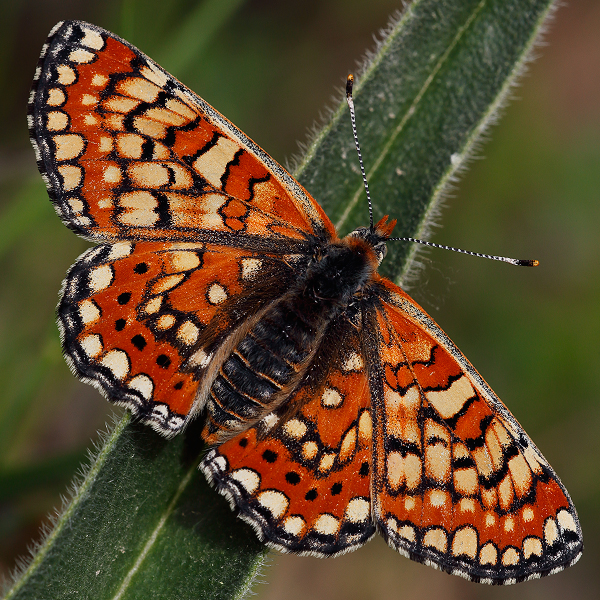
[28,20,582,584]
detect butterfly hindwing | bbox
[28,20,335,245]
[201,325,376,556]
[368,280,582,582]
[59,240,297,435]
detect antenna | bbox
[345,74,539,267]
[346,74,374,231]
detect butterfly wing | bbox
[59,240,300,435]
[201,323,376,556]
[367,278,583,583]
[28,20,335,245]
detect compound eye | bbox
[374,241,387,262]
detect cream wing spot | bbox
[451,527,478,558]
[257,490,288,519]
[321,387,343,408]
[398,525,416,542]
[358,410,372,443]
[241,258,262,279]
[522,507,535,522]
[339,428,357,462]
[140,64,168,88]
[152,273,185,294]
[79,334,103,358]
[57,164,82,190]
[283,419,307,440]
[117,134,145,158]
[345,498,370,523]
[69,48,94,63]
[78,299,101,325]
[301,441,318,460]
[342,352,363,372]
[46,111,69,131]
[103,165,122,183]
[282,516,306,537]
[318,453,335,473]
[426,375,474,419]
[128,162,170,187]
[544,518,559,545]
[56,64,76,85]
[231,469,260,495]
[170,251,200,272]
[454,467,478,495]
[313,514,340,536]
[459,498,475,513]
[207,283,228,305]
[404,496,416,511]
[423,528,448,553]
[92,73,109,87]
[502,515,515,533]
[88,264,113,292]
[557,509,578,532]
[143,297,162,315]
[177,321,199,345]
[404,454,422,490]
[128,374,154,400]
[501,548,520,566]
[386,452,404,490]
[107,242,133,260]
[479,543,498,565]
[523,537,543,559]
[80,28,104,50]
[188,348,212,368]
[192,136,239,188]
[81,94,98,106]
[428,490,449,508]
[156,315,176,330]
[118,77,161,103]
[425,441,451,483]
[103,96,140,113]
[68,197,84,213]
[100,349,130,380]
[47,88,66,106]
[99,137,113,153]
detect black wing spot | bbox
[262,449,277,463]
[156,354,171,368]
[117,292,132,305]
[131,334,146,350]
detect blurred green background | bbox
[0,0,598,598]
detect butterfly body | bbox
[29,20,582,584]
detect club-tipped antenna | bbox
[345,74,538,268]
[388,237,539,266]
[346,74,373,231]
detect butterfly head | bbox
[346,215,397,266]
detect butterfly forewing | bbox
[30,19,582,585]
[29,21,335,245]
[369,280,582,582]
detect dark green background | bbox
[0,1,598,598]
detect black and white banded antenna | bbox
[345,74,539,268]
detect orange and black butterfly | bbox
[28,21,582,584]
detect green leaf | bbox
[4,0,557,598]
